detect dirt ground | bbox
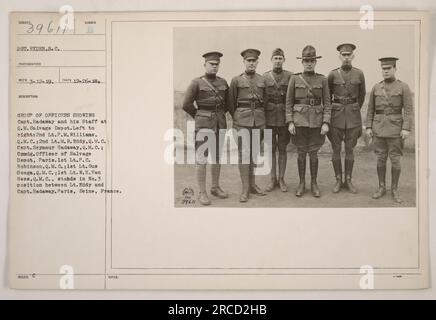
[174,152,416,208]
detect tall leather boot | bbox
[238,164,250,202]
[278,152,288,192]
[295,153,306,197]
[265,150,277,192]
[249,164,266,196]
[391,167,402,203]
[344,159,358,194]
[196,164,211,205]
[372,164,387,199]
[332,158,342,193]
[210,164,228,199]
[310,154,321,197]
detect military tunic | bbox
[182,75,228,163]
[327,66,366,161]
[228,72,266,128]
[366,79,414,168]
[263,69,292,127]
[228,72,266,163]
[285,72,331,153]
[328,67,366,129]
[263,69,292,153]
[183,75,228,130]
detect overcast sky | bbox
[173,24,416,92]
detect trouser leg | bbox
[388,137,403,203]
[249,127,266,196]
[372,136,388,199]
[309,151,320,197]
[328,127,343,193]
[238,164,250,202]
[343,127,361,193]
[210,164,228,199]
[277,126,290,192]
[196,164,211,205]
[265,128,277,192]
[295,152,306,197]
[236,127,251,202]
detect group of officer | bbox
[182,44,414,206]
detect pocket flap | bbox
[264,78,275,87]
[217,85,227,91]
[237,81,250,88]
[389,89,403,96]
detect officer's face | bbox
[244,58,258,72]
[382,65,396,79]
[271,55,285,69]
[302,58,316,72]
[204,61,220,75]
[339,52,354,66]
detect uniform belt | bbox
[198,105,224,112]
[375,110,402,115]
[237,101,263,109]
[267,101,285,107]
[332,97,357,104]
[294,98,321,106]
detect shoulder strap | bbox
[200,76,219,92]
[380,82,392,106]
[268,71,280,89]
[200,77,225,106]
[242,74,263,103]
[336,69,346,85]
[298,74,314,96]
[336,69,350,96]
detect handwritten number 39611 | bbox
[26,20,68,34]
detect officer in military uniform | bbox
[228,48,267,202]
[286,45,331,198]
[366,57,413,203]
[182,51,229,206]
[263,48,293,192]
[327,43,366,193]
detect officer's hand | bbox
[366,128,373,138]
[320,123,329,135]
[288,123,296,135]
[401,130,410,140]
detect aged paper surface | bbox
[9,11,429,289]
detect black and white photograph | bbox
[173,23,418,208]
[5,10,430,291]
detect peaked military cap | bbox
[336,43,356,53]
[379,57,399,66]
[202,51,223,62]
[241,48,261,59]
